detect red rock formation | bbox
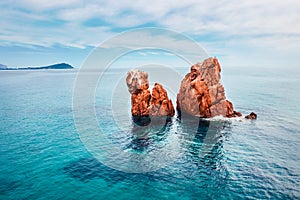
[177,57,240,118]
[130,90,151,116]
[149,83,175,117]
[126,69,151,116]
[126,69,150,94]
[245,112,257,119]
[176,69,212,117]
[126,70,175,117]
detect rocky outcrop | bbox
[126,69,175,117]
[177,57,241,118]
[245,112,257,119]
[176,69,212,117]
[126,69,151,116]
[149,83,175,116]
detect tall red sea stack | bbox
[177,57,241,118]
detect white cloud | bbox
[18,0,82,11]
[0,0,299,67]
[161,0,300,35]
[2,0,299,42]
[58,4,116,21]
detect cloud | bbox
[0,0,299,67]
[17,0,82,11]
[58,4,115,21]
[2,1,299,44]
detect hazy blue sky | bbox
[0,0,299,68]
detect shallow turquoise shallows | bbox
[0,67,299,199]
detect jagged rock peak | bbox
[177,57,241,118]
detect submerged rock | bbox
[177,57,240,118]
[245,112,257,119]
[126,69,175,117]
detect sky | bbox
[0,0,299,68]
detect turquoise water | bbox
[0,67,300,199]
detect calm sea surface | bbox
[0,67,299,199]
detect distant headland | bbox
[0,63,74,70]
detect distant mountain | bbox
[24,63,74,70]
[0,63,74,70]
[0,64,7,69]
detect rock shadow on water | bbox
[64,112,232,183]
[0,178,23,196]
[178,114,231,183]
[126,116,173,152]
[63,157,155,183]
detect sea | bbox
[0,66,299,199]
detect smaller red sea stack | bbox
[126,69,175,117]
